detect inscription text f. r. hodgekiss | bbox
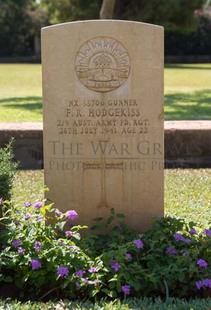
[66,107,140,118]
[56,98,149,136]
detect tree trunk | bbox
[100,0,116,19]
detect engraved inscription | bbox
[56,98,150,136]
[75,37,130,92]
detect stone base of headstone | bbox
[0,123,43,169]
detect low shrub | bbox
[0,139,18,201]
[0,200,210,301]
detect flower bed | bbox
[0,199,210,301]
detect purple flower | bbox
[189,228,197,235]
[125,253,132,260]
[133,239,144,249]
[88,267,97,273]
[76,281,80,287]
[184,238,191,244]
[204,229,211,236]
[65,230,73,237]
[36,215,43,221]
[75,270,85,277]
[0,198,3,205]
[196,279,211,290]
[18,247,25,254]
[24,202,31,207]
[83,278,89,284]
[111,260,121,272]
[58,240,64,246]
[197,259,208,268]
[34,241,42,252]
[174,233,191,244]
[12,239,21,247]
[196,281,202,290]
[166,247,177,255]
[122,284,131,295]
[33,202,43,209]
[174,233,185,242]
[203,279,211,288]
[31,259,41,270]
[66,210,78,221]
[55,209,62,217]
[57,266,69,277]
[183,251,188,256]
[24,213,31,220]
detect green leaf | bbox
[110,208,115,215]
[4,276,13,282]
[106,215,115,226]
[102,288,117,298]
[56,221,66,231]
[116,213,125,218]
[73,233,81,240]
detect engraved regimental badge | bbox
[75,37,130,93]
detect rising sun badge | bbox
[75,37,131,93]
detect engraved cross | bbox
[83,140,123,208]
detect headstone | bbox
[42,20,164,231]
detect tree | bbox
[0,0,47,56]
[100,0,116,19]
[114,0,205,33]
[40,0,101,24]
[40,0,205,33]
[1,0,207,56]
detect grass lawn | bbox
[1,297,211,310]
[165,64,211,120]
[165,169,211,227]
[0,63,211,121]
[0,64,42,122]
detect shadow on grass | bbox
[165,89,211,120]
[1,93,211,121]
[165,64,211,70]
[0,96,42,113]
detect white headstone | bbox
[42,20,164,231]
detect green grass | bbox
[0,64,42,122]
[164,64,211,120]
[0,63,211,121]
[165,64,211,93]
[0,297,211,310]
[165,169,211,227]
[12,170,44,206]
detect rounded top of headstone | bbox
[41,19,164,31]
